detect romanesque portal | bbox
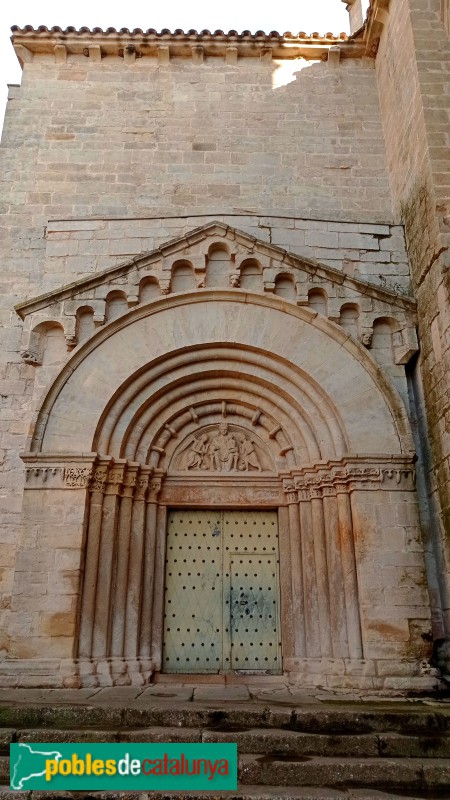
[11,278,426,688]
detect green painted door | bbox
[163,509,281,673]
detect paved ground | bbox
[0,684,448,708]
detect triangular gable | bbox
[15,221,418,367]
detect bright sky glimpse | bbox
[0,1,356,130]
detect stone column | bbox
[323,485,349,658]
[124,467,152,660]
[298,489,321,658]
[78,460,110,659]
[140,474,163,660]
[110,463,139,658]
[92,462,125,661]
[285,485,306,657]
[150,503,168,673]
[336,480,363,658]
[277,505,295,659]
[310,484,333,657]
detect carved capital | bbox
[291,457,415,500]
[120,465,139,498]
[90,467,109,493]
[63,467,93,488]
[134,469,152,501]
[147,474,164,502]
[283,482,298,505]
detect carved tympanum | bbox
[180,423,264,472]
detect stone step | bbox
[2,752,450,794]
[0,787,442,800]
[204,728,450,759]
[239,754,450,790]
[1,704,450,735]
[1,727,450,759]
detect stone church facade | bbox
[0,0,448,690]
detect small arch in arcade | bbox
[205,243,231,288]
[171,261,196,292]
[139,276,160,303]
[274,273,296,301]
[308,288,328,317]
[240,259,263,292]
[105,291,128,321]
[339,303,360,340]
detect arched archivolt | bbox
[93,345,349,467]
[29,290,414,457]
[18,291,421,683]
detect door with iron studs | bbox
[163,509,282,673]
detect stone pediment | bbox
[15,221,418,366]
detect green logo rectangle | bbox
[10,742,237,791]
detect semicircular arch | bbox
[29,290,414,459]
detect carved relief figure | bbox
[239,435,262,472]
[209,423,239,472]
[183,424,264,472]
[186,433,209,470]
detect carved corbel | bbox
[157,46,170,64]
[361,330,373,348]
[124,45,136,64]
[327,46,341,67]
[14,44,33,66]
[192,45,204,64]
[54,45,67,64]
[21,348,42,366]
[393,326,419,365]
[65,333,77,350]
[225,46,238,64]
[88,45,102,62]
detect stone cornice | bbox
[281,454,416,499]
[11,25,366,65]
[21,452,166,498]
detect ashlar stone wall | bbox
[375,0,450,645]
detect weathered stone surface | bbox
[238,754,440,789]
[0,2,448,695]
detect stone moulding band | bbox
[11,29,362,66]
[20,453,416,495]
